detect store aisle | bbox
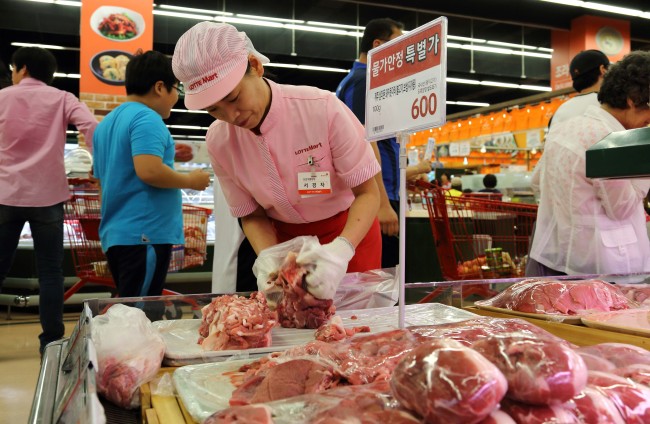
[0,309,78,424]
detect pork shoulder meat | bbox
[390,339,508,424]
[480,279,631,315]
[198,292,277,351]
[471,332,588,405]
[269,251,335,329]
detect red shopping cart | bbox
[64,180,211,318]
[411,181,538,302]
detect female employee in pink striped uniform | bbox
[172,22,381,300]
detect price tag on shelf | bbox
[365,17,448,141]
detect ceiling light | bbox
[153,10,215,21]
[12,42,79,51]
[217,16,285,28]
[284,24,356,36]
[171,109,208,114]
[519,84,552,91]
[480,81,520,88]
[448,42,552,59]
[265,63,349,73]
[448,35,486,44]
[54,72,80,78]
[307,21,365,31]
[167,125,210,130]
[538,0,650,19]
[238,14,304,24]
[447,78,480,85]
[487,40,538,50]
[447,101,491,107]
[159,4,232,16]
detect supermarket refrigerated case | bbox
[30,272,650,423]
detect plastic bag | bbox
[334,267,399,310]
[91,304,166,409]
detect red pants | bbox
[272,210,381,272]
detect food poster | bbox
[80,0,153,94]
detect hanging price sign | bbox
[366,17,448,141]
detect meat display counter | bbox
[29,271,650,423]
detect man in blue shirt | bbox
[337,18,430,268]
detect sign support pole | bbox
[397,131,408,329]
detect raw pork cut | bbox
[471,332,588,405]
[499,399,580,424]
[234,328,419,399]
[211,381,419,424]
[576,351,617,373]
[270,252,335,328]
[198,292,277,351]
[477,409,516,424]
[587,371,650,424]
[390,339,508,424]
[576,343,650,368]
[616,363,650,387]
[409,317,574,348]
[229,358,338,406]
[572,386,625,424]
[314,315,371,342]
[478,279,630,315]
[204,404,273,424]
[617,283,650,306]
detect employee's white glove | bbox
[296,237,355,299]
[252,250,283,309]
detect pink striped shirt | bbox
[207,79,380,224]
[0,78,97,206]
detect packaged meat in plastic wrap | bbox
[390,339,508,424]
[205,381,419,424]
[227,329,419,407]
[471,332,588,405]
[409,316,575,348]
[475,278,633,317]
[91,304,165,409]
[573,386,626,424]
[576,342,650,368]
[499,399,581,424]
[587,371,650,424]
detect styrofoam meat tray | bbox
[172,303,478,423]
[154,303,477,366]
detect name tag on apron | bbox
[298,171,331,197]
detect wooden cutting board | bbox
[141,368,197,424]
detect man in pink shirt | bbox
[173,22,381,301]
[0,47,97,355]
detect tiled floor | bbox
[0,309,79,424]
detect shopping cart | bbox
[64,180,211,318]
[412,181,538,302]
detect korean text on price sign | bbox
[365,17,447,141]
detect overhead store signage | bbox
[80,0,153,94]
[365,17,447,141]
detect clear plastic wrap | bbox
[334,267,398,310]
[587,371,650,424]
[576,343,650,368]
[500,399,580,424]
[471,332,588,405]
[390,339,508,424]
[475,278,633,318]
[91,304,165,409]
[203,381,419,424]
